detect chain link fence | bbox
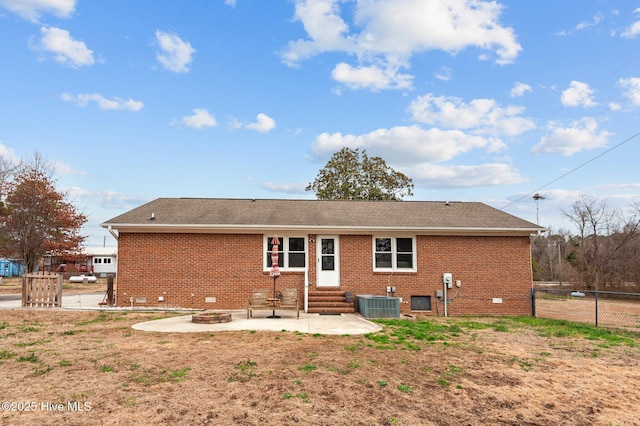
[532,288,640,331]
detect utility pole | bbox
[533,193,545,225]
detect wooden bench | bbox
[247,288,300,319]
[279,288,300,319]
[247,288,270,318]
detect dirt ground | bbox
[0,300,639,426]
[536,296,640,331]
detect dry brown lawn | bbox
[0,278,639,425]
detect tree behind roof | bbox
[306,147,414,201]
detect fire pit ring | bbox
[191,311,232,324]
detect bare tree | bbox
[563,194,640,290]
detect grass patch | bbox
[509,317,637,347]
[0,349,17,360]
[228,360,257,382]
[14,339,52,347]
[370,317,638,352]
[296,393,310,403]
[347,360,360,369]
[298,363,317,374]
[100,365,114,373]
[397,384,413,394]
[367,319,453,350]
[123,397,137,407]
[76,312,126,326]
[169,367,191,381]
[33,365,53,376]
[61,329,84,336]
[129,366,194,386]
[17,353,39,363]
[491,323,510,332]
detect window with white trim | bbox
[373,237,416,271]
[265,236,306,271]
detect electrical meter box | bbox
[443,273,453,289]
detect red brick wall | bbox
[116,233,304,310]
[336,235,533,316]
[116,232,533,316]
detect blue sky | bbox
[2,0,640,247]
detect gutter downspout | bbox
[304,268,309,313]
[304,245,309,313]
[107,226,119,241]
[529,230,544,318]
[443,281,448,317]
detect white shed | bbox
[85,246,117,277]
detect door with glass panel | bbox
[317,236,339,287]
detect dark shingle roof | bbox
[102,198,543,236]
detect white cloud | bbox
[405,163,525,188]
[434,66,452,82]
[61,93,143,111]
[51,160,85,175]
[309,125,524,188]
[310,125,498,165]
[177,108,217,129]
[621,21,640,38]
[30,26,94,68]
[281,0,356,66]
[618,77,640,105]
[353,0,521,63]
[0,142,20,164]
[408,94,536,137]
[561,81,597,107]
[510,82,532,98]
[97,190,151,210]
[155,30,196,73]
[246,113,276,133]
[331,62,412,91]
[0,0,75,22]
[260,181,307,194]
[575,13,603,31]
[70,187,151,210]
[621,9,640,38]
[224,0,236,6]
[282,0,521,91]
[532,117,611,156]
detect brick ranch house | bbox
[101,198,544,316]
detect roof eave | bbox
[101,223,544,237]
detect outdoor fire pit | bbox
[191,311,232,324]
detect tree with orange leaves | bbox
[0,152,87,273]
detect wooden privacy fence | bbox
[22,271,63,308]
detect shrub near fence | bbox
[533,288,640,331]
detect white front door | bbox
[317,236,339,287]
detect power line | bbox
[453,55,640,204]
[501,129,640,210]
